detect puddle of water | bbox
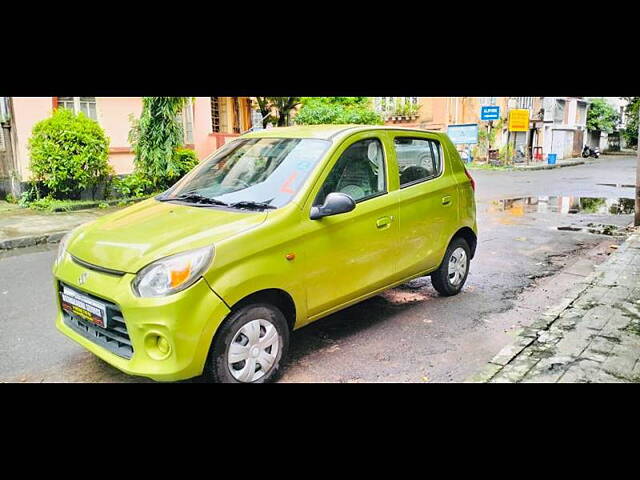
[596,183,636,189]
[490,196,634,216]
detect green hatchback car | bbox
[53,125,477,383]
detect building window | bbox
[374,97,418,117]
[232,98,241,134]
[219,98,229,133]
[554,100,566,123]
[181,99,194,145]
[516,97,533,110]
[211,97,221,133]
[479,97,497,106]
[0,97,10,123]
[576,102,587,125]
[57,97,97,121]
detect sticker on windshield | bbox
[296,160,312,171]
[280,172,299,194]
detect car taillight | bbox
[464,168,476,192]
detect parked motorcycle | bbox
[582,145,600,158]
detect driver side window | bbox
[314,138,386,206]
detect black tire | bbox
[204,303,290,383]
[582,152,589,158]
[431,237,471,296]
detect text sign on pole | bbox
[447,123,479,145]
[480,106,500,121]
[508,109,530,132]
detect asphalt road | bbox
[0,155,636,383]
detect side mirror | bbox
[310,192,356,220]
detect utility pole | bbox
[635,110,640,226]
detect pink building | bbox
[0,97,254,196]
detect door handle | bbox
[376,216,393,229]
[441,195,453,206]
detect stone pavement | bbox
[0,205,119,250]
[471,230,640,383]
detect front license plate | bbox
[60,286,108,329]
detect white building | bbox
[540,97,589,160]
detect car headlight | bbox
[132,245,214,298]
[55,232,72,266]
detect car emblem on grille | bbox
[78,272,88,285]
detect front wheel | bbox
[582,151,590,158]
[205,303,290,383]
[431,237,471,296]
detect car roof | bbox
[241,125,443,141]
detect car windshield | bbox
[164,137,331,209]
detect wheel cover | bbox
[227,319,280,382]
[448,247,468,287]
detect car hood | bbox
[67,198,268,273]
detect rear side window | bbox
[394,137,442,187]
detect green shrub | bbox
[294,97,383,125]
[587,98,619,134]
[28,197,56,211]
[129,97,190,188]
[114,148,197,198]
[113,172,156,198]
[18,184,39,207]
[4,193,17,204]
[28,108,112,200]
[169,148,199,183]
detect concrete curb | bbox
[512,160,585,171]
[464,231,640,383]
[0,230,68,251]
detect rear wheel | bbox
[205,303,289,383]
[431,237,471,296]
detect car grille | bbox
[60,282,134,359]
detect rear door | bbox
[392,132,459,280]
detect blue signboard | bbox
[447,123,478,145]
[480,106,500,121]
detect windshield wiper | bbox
[229,201,277,210]
[169,193,229,207]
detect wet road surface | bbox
[0,156,636,382]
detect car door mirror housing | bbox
[310,192,356,220]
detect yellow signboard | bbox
[508,109,530,132]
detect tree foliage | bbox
[128,97,199,191]
[28,108,112,199]
[622,97,639,147]
[254,97,301,127]
[586,98,620,133]
[293,97,383,125]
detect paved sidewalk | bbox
[471,230,640,383]
[0,206,118,250]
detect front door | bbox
[302,134,399,319]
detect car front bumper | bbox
[53,253,231,382]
